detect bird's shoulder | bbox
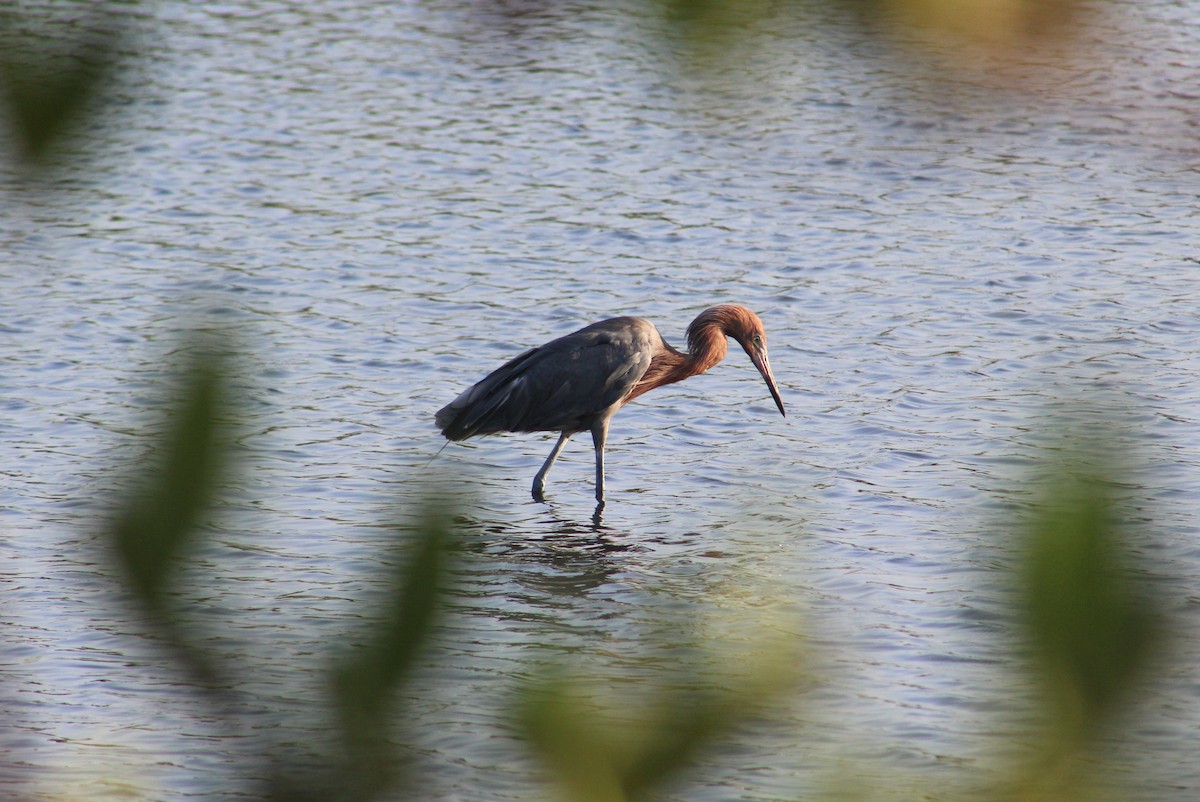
[551,316,663,353]
[519,316,660,398]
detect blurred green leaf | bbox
[517,674,628,802]
[109,351,231,612]
[661,0,771,26]
[1020,468,1159,747]
[517,626,800,802]
[328,502,457,800]
[102,341,240,698]
[0,6,126,167]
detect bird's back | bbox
[436,316,661,440]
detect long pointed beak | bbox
[750,347,786,417]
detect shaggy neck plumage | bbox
[626,306,749,401]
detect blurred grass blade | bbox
[661,0,770,26]
[0,6,126,167]
[652,0,774,74]
[518,674,626,802]
[1019,463,1160,750]
[518,673,765,802]
[517,627,799,802]
[109,352,231,612]
[619,694,738,796]
[329,502,457,799]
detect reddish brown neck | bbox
[626,307,739,402]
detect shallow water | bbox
[3,1,1200,799]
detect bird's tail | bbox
[435,346,541,440]
[435,380,519,441]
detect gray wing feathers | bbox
[435,317,658,440]
[435,347,539,440]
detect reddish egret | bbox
[435,304,785,505]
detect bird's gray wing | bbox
[435,346,539,439]
[436,317,658,440]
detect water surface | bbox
[3,1,1199,799]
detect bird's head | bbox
[695,305,786,417]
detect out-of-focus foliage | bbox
[1001,442,1164,802]
[511,424,1171,802]
[105,345,237,691]
[4,3,1178,801]
[873,0,1083,52]
[99,337,462,802]
[1020,467,1159,743]
[102,342,808,802]
[0,2,130,170]
[0,0,1122,183]
[328,501,458,801]
[654,0,1092,76]
[263,499,460,802]
[517,624,802,802]
[109,352,232,611]
[81,353,1177,802]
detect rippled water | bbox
[4,1,1200,800]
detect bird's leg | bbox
[590,418,610,506]
[532,432,571,502]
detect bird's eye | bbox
[752,334,763,347]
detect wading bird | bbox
[435,304,785,505]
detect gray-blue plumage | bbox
[434,305,785,506]
[436,316,660,440]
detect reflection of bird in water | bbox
[436,305,785,506]
[457,509,640,599]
